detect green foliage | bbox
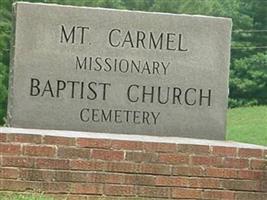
[0,0,12,124]
[0,193,54,200]
[227,106,267,146]
[124,0,154,11]
[0,63,8,124]
[149,0,182,13]
[0,0,266,124]
[229,52,267,107]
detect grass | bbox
[0,193,54,200]
[227,105,267,146]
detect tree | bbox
[229,53,267,107]
[0,0,12,124]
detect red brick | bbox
[143,142,177,153]
[42,182,70,193]
[0,143,21,155]
[67,171,110,183]
[92,173,111,183]
[137,186,171,198]
[155,176,188,187]
[91,149,124,161]
[191,155,223,167]
[0,134,7,142]
[250,159,267,170]
[124,174,155,185]
[20,169,55,181]
[206,167,238,178]
[104,173,125,184]
[239,170,264,180]
[235,192,267,200]
[55,171,99,183]
[177,144,210,154]
[2,156,35,168]
[70,160,105,171]
[105,161,139,173]
[23,145,56,157]
[172,166,206,177]
[140,163,171,175]
[0,167,19,179]
[172,188,202,199]
[10,134,42,144]
[159,153,189,164]
[111,140,143,150]
[77,138,110,149]
[104,184,135,196]
[222,180,260,191]
[126,151,158,163]
[224,157,249,169]
[239,148,263,158]
[212,146,237,157]
[92,172,106,183]
[260,181,267,192]
[71,183,103,194]
[57,147,90,159]
[43,136,75,146]
[188,177,220,189]
[0,180,42,191]
[35,158,70,169]
[202,190,235,200]
[2,132,267,198]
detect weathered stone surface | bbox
[8,2,232,139]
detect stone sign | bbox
[8,2,232,140]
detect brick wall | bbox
[0,128,266,200]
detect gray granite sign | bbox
[8,2,232,140]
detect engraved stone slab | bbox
[8,2,232,140]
